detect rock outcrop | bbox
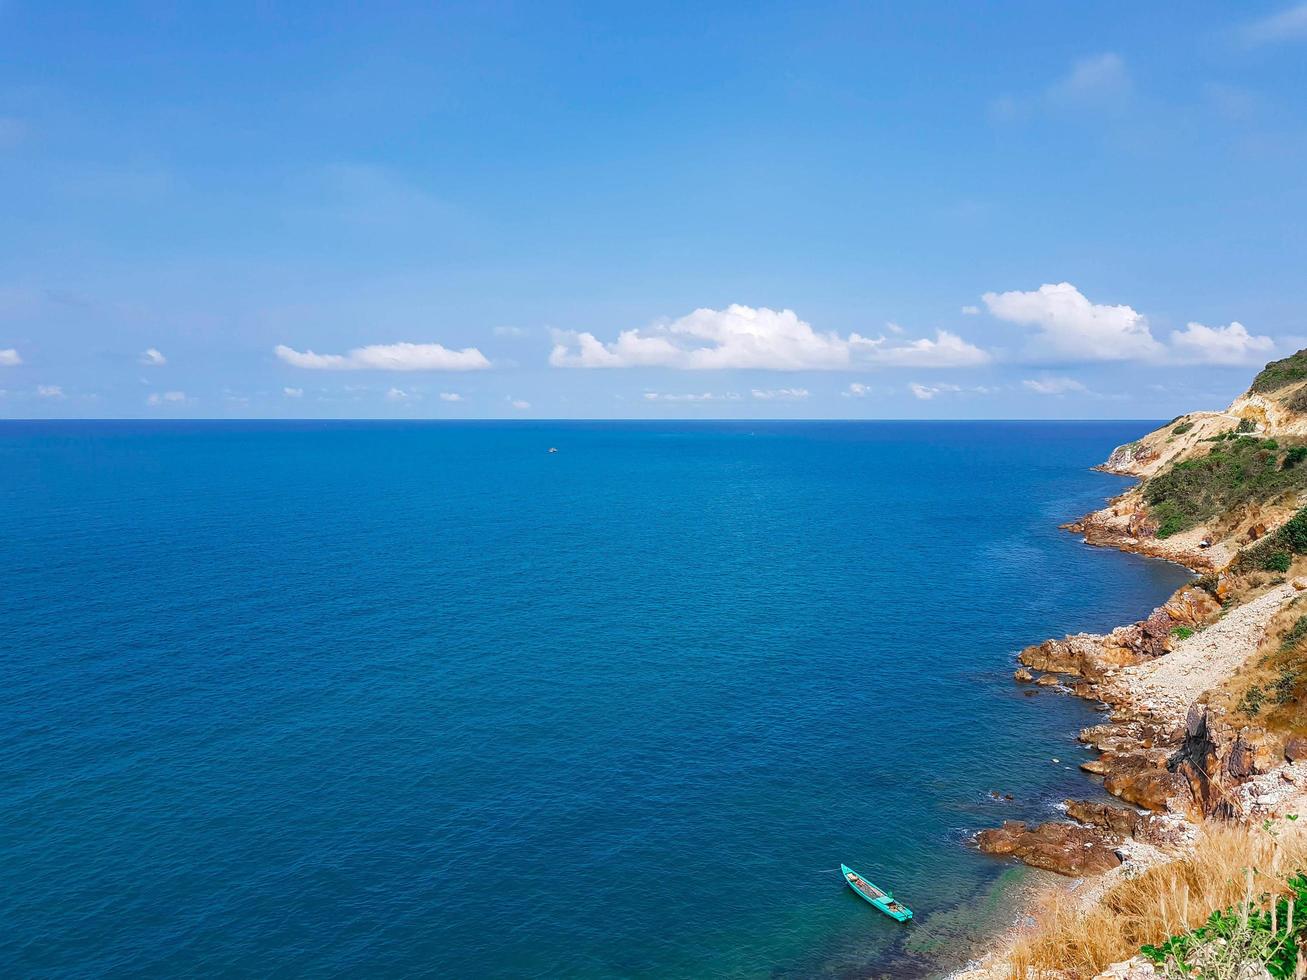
[1063,799,1140,836]
[1169,705,1281,819]
[975,819,1123,876]
[1018,592,1218,681]
[974,796,1197,877]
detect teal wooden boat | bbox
[841,864,912,922]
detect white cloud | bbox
[493,325,528,337]
[642,391,740,402]
[843,382,872,398]
[0,348,20,366]
[549,305,988,370]
[991,52,1132,122]
[147,390,185,405]
[980,281,1279,367]
[857,329,990,367]
[275,341,490,371]
[1047,53,1132,107]
[37,384,64,398]
[550,305,845,370]
[909,382,961,400]
[751,387,809,400]
[140,347,167,366]
[385,387,415,402]
[1243,3,1307,44]
[982,282,1162,362]
[510,398,531,410]
[1169,321,1275,365]
[961,305,980,315]
[283,387,304,398]
[1022,376,1088,395]
[439,392,463,402]
[906,382,998,400]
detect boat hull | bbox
[840,864,912,922]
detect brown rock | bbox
[1065,799,1141,836]
[976,819,1123,876]
[1036,673,1061,686]
[1072,680,1100,699]
[1286,737,1307,762]
[1226,726,1278,779]
[975,820,1026,855]
[1216,574,1233,602]
[1014,668,1034,683]
[1103,753,1188,813]
[1081,723,1132,749]
[1169,705,1283,818]
[1248,522,1269,542]
[1019,598,1202,684]
[1162,590,1221,627]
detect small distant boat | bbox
[841,864,912,922]
[547,447,558,454]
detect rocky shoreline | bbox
[954,386,1307,977]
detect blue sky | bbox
[2,1,1305,419]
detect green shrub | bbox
[1142,870,1307,977]
[1238,685,1267,716]
[1265,551,1293,573]
[1171,626,1195,640]
[1278,508,1307,553]
[1283,446,1307,470]
[1273,669,1299,705]
[1281,615,1307,651]
[1172,421,1195,435]
[1250,348,1307,393]
[1156,512,1186,538]
[1238,418,1258,433]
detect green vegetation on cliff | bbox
[1250,348,1307,393]
[1143,436,1307,538]
[1232,507,1307,574]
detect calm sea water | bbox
[0,421,1190,977]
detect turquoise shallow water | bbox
[0,421,1191,977]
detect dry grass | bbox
[1005,820,1307,978]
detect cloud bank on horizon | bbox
[547,304,989,371]
[274,342,492,372]
[263,283,1278,386]
[0,281,1294,416]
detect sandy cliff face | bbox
[1099,375,1307,483]
[1072,369,1307,571]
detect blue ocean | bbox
[0,421,1191,977]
